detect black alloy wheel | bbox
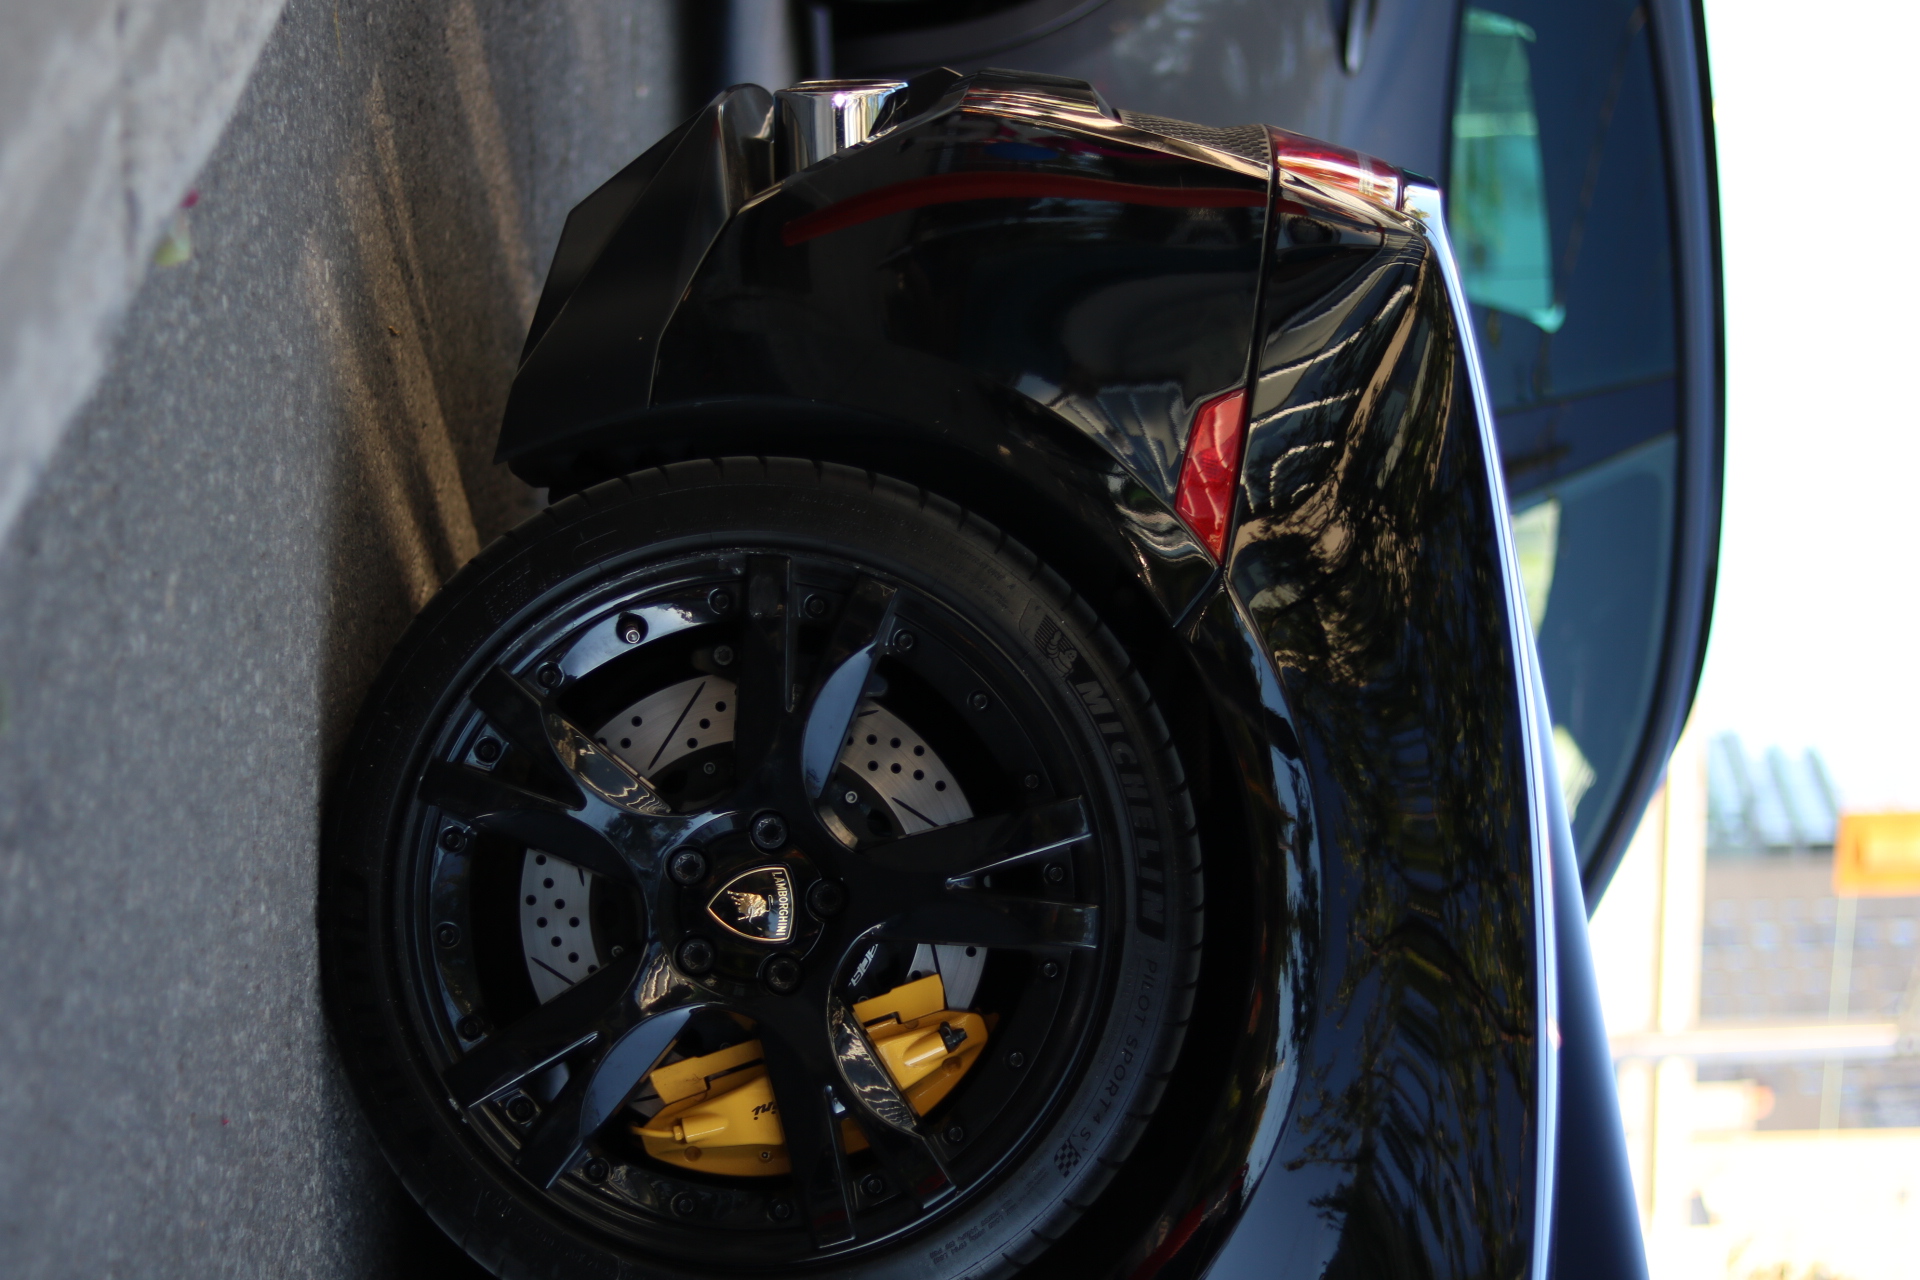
[322,459,1201,1278]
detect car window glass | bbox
[1512,434,1676,851]
[1449,0,1677,412]
[1452,10,1562,333]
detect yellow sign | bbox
[1833,812,1920,895]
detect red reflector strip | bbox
[1174,387,1249,561]
[1269,126,1401,210]
[781,171,1265,245]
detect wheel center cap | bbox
[706,864,798,943]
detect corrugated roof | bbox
[1708,734,1840,853]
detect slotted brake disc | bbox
[518,677,982,1007]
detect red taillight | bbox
[1269,127,1401,210]
[1175,387,1249,561]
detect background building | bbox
[1594,731,1920,1279]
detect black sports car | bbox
[322,52,1703,1280]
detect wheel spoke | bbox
[756,1003,857,1246]
[732,555,794,779]
[516,1004,702,1188]
[800,576,898,799]
[866,797,1092,883]
[878,895,1100,951]
[443,950,644,1109]
[471,667,671,817]
[420,761,637,885]
[469,668,584,802]
[828,1000,955,1208]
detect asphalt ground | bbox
[0,0,680,1272]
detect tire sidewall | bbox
[321,459,1196,1280]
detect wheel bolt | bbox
[806,879,846,918]
[506,1096,536,1123]
[584,1157,611,1183]
[474,738,502,763]
[944,1123,966,1144]
[434,923,460,948]
[762,954,803,994]
[1007,1050,1026,1069]
[751,812,788,850]
[804,594,828,618]
[456,1015,484,1040]
[708,588,734,615]
[712,644,736,667]
[677,936,716,976]
[1041,961,1061,979]
[439,827,468,851]
[861,1173,887,1198]
[616,612,647,645]
[672,1192,697,1218]
[535,662,563,689]
[1024,773,1040,789]
[970,691,990,711]
[1044,863,1066,885]
[893,629,915,652]
[769,1198,794,1222]
[668,848,708,885]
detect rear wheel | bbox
[322,458,1200,1278]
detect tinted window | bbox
[1512,437,1675,848]
[1450,1,1677,414]
[1452,1,1683,858]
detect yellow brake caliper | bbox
[634,973,988,1176]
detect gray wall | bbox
[0,0,286,543]
[0,0,683,1273]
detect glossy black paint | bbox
[495,69,1577,1278]
[1200,177,1542,1280]
[839,0,1722,910]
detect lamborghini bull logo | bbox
[706,866,796,943]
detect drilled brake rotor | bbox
[517,677,980,1005]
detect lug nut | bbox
[616,612,647,645]
[474,738,502,763]
[439,826,468,851]
[708,588,734,615]
[1024,773,1040,789]
[1044,863,1066,885]
[677,936,716,976]
[712,644,736,667]
[751,812,788,850]
[672,1192,698,1218]
[804,594,828,618]
[769,1198,794,1222]
[806,879,846,918]
[535,662,563,689]
[456,1015,484,1040]
[970,691,990,711]
[583,1157,611,1183]
[944,1123,966,1144]
[893,629,915,652]
[506,1096,536,1123]
[434,923,461,949]
[1007,1050,1026,1069]
[1041,961,1061,979]
[668,848,708,885]
[861,1173,888,1198]
[762,954,803,994]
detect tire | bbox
[321,457,1201,1279]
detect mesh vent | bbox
[1118,111,1270,166]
